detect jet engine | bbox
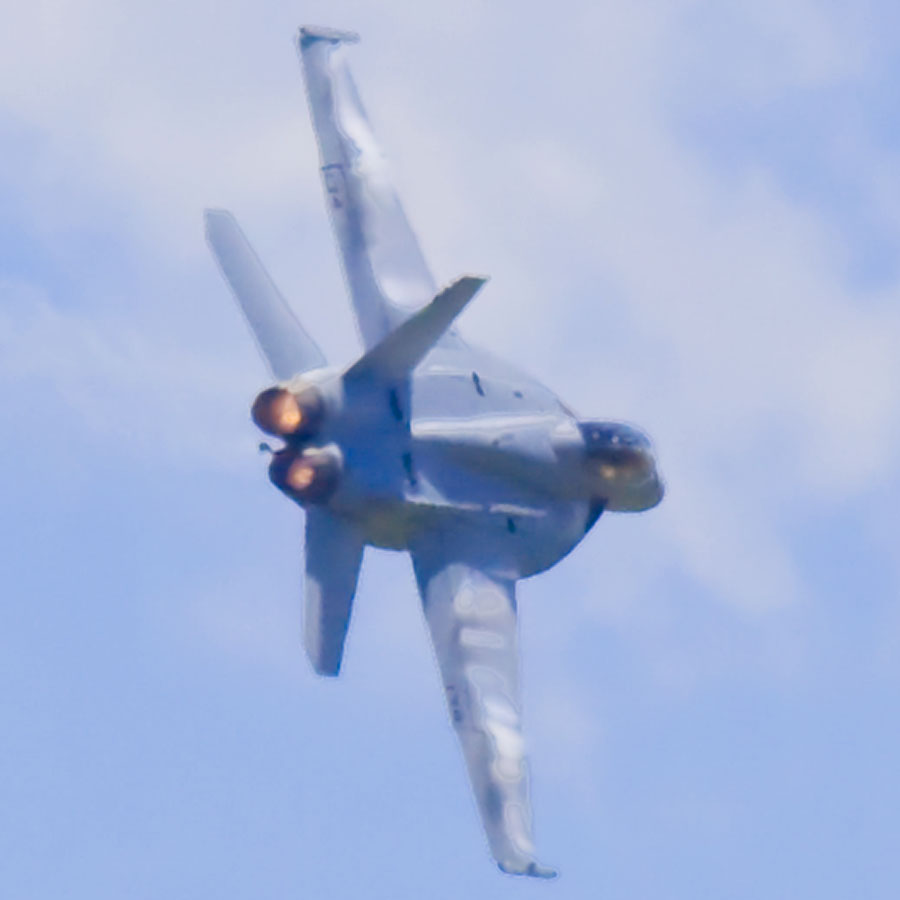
[251,385,325,438]
[268,445,342,504]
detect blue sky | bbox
[1,1,899,897]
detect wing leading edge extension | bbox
[411,544,556,878]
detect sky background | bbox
[2,1,899,897]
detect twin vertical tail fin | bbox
[204,209,327,381]
[303,508,364,676]
[343,275,486,383]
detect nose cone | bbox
[643,471,665,509]
[577,420,664,512]
[580,421,655,475]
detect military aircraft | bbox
[205,25,664,879]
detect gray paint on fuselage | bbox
[314,341,595,575]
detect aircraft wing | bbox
[411,541,556,878]
[297,27,447,351]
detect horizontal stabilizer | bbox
[343,276,486,383]
[205,209,327,381]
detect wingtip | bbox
[438,274,489,294]
[498,860,559,879]
[297,25,361,49]
[312,659,342,677]
[203,207,235,236]
[434,275,489,307]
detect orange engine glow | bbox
[251,386,323,437]
[285,460,316,491]
[268,447,341,503]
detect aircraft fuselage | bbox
[267,347,663,577]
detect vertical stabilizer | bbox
[205,209,327,380]
[303,508,365,676]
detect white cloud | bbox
[0,278,253,469]
[668,0,870,100]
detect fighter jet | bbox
[205,25,663,878]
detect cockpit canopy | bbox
[577,420,662,511]
[578,421,652,459]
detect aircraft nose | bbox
[579,421,654,472]
[617,426,652,450]
[647,472,665,508]
[579,420,653,455]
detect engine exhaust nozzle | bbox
[268,446,341,504]
[251,386,324,437]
